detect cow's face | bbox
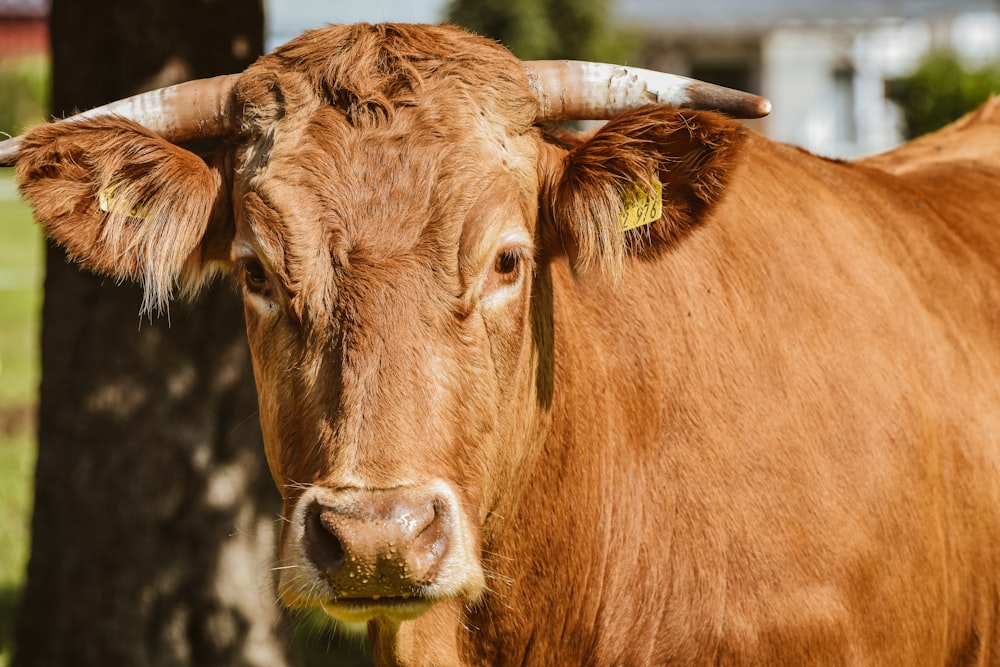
[13,23,746,626]
[227,26,547,619]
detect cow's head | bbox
[4,24,763,626]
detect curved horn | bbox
[0,135,20,167]
[525,60,771,122]
[0,74,240,167]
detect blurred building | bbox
[0,0,47,59]
[266,0,448,50]
[616,0,1000,157]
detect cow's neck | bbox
[369,601,465,666]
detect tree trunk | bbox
[13,1,291,665]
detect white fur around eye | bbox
[480,231,532,310]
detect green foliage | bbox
[447,0,635,63]
[886,52,1000,140]
[0,57,49,138]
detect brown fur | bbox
[551,107,746,277]
[15,118,232,313]
[14,23,1000,666]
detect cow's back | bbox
[861,97,1000,312]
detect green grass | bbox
[0,433,33,664]
[0,167,41,667]
[0,170,42,407]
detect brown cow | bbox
[5,22,1000,666]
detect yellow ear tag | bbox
[620,180,663,232]
[98,182,148,219]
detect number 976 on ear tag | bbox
[621,180,663,232]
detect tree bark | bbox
[13,1,291,665]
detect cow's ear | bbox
[547,106,748,278]
[15,116,233,313]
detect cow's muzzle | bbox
[284,482,480,622]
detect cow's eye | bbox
[495,249,520,276]
[482,246,526,299]
[242,258,269,293]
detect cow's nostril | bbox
[304,503,345,574]
[408,508,449,582]
[408,500,449,582]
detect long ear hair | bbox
[548,106,748,279]
[16,117,234,314]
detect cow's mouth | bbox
[321,596,434,623]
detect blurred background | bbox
[1,0,998,665]
[6,0,1000,156]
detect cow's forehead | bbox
[233,22,538,176]
[252,113,539,247]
